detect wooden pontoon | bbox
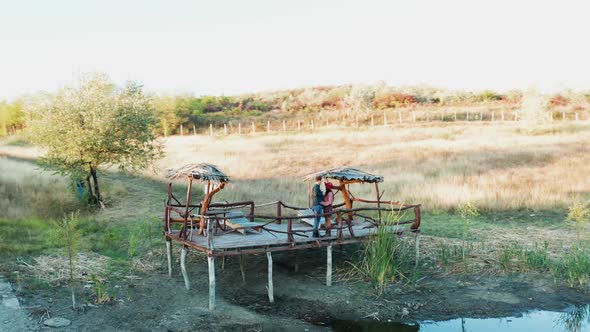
[164,163,421,310]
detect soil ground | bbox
[7,246,590,331]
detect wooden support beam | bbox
[180,245,190,290]
[267,252,274,303]
[326,245,332,286]
[166,239,172,277]
[208,256,216,310]
[239,255,246,285]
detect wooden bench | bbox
[224,211,261,235]
[297,209,326,228]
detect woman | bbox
[321,182,335,233]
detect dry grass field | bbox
[159,121,590,212]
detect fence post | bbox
[441,110,444,121]
[384,112,388,126]
[355,115,359,127]
[412,111,416,122]
[466,112,469,121]
[209,124,213,137]
[180,124,184,136]
[283,120,286,131]
[480,111,483,121]
[193,125,197,136]
[576,113,579,121]
[562,111,566,121]
[224,123,228,135]
[251,122,255,133]
[454,110,457,121]
[491,112,495,122]
[267,121,270,133]
[238,122,242,135]
[298,120,301,131]
[370,115,374,127]
[501,111,505,121]
[311,119,314,130]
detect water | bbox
[331,305,590,332]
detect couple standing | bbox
[311,176,334,238]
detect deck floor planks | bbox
[169,220,408,251]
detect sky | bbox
[1,0,589,100]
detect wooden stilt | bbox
[208,256,216,310]
[222,253,225,271]
[239,255,246,285]
[326,245,333,286]
[180,245,190,290]
[166,239,172,277]
[415,233,420,268]
[294,252,299,272]
[267,252,274,303]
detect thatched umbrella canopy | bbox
[303,167,383,183]
[166,163,231,183]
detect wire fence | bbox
[174,108,590,137]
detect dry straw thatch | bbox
[303,167,384,183]
[165,163,230,183]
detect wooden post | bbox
[441,110,444,121]
[282,120,286,131]
[238,122,242,134]
[412,111,416,122]
[326,245,333,286]
[311,119,314,129]
[491,112,495,122]
[209,124,213,137]
[466,111,469,121]
[501,111,505,121]
[267,252,274,303]
[180,124,184,136]
[375,182,381,223]
[208,256,215,310]
[267,120,271,133]
[276,202,282,224]
[370,115,374,127]
[326,118,329,127]
[355,115,359,127]
[193,125,197,136]
[224,123,228,135]
[222,255,225,271]
[180,245,190,290]
[398,111,402,123]
[239,255,246,285]
[251,122,255,133]
[166,239,172,277]
[576,113,579,121]
[384,112,388,126]
[454,110,457,121]
[562,111,566,121]
[415,233,420,268]
[480,111,483,121]
[298,120,301,131]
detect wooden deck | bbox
[166,219,411,256]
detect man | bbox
[311,176,324,237]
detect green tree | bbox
[152,95,180,137]
[0,99,25,135]
[27,73,163,206]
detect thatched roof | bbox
[303,167,383,183]
[166,163,231,183]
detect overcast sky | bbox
[1,0,588,100]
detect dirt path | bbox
[0,277,32,331]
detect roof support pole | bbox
[181,177,193,238]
